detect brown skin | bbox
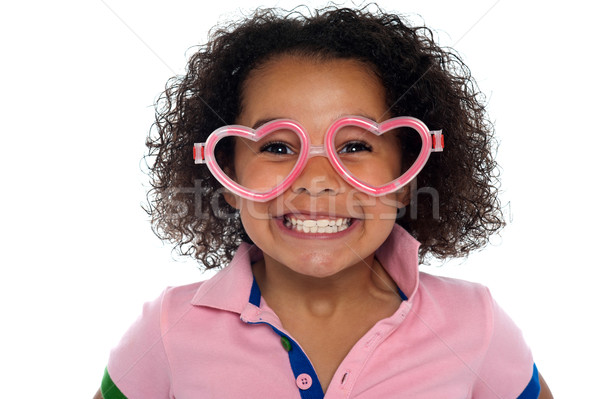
[227,56,404,282]
[229,55,406,392]
[540,373,554,399]
[252,256,401,391]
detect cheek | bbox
[346,191,403,220]
[232,151,295,194]
[235,163,285,192]
[366,157,403,185]
[354,145,403,186]
[237,200,272,237]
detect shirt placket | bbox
[241,278,325,399]
[239,278,412,399]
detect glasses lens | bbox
[213,128,302,194]
[334,125,423,189]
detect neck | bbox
[253,253,398,318]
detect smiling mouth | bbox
[283,215,352,234]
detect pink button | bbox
[296,373,312,390]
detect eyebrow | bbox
[251,117,282,130]
[250,113,379,130]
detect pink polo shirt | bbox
[102,225,540,398]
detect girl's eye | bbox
[260,142,295,155]
[338,141,372,154]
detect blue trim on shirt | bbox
[247,277,407,398]
[249,278,261,306]
[397,286,408,301]
[248,277,325,399]
[517,363,541,399]
[270,326,325,399]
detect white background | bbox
[1,0,597,397]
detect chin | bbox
[286,253,354,279]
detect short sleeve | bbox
[102,290,171,399]
[471,288,540,399]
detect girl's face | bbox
[228,55,405,278]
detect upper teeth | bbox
[284,216,351,233]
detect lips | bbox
[283,215,352,234]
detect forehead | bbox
[237,55,389,129]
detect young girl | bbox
[95,6,552,399]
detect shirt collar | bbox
[190,224,421,312]
[375,224,421,301]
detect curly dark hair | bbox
[144,4,504,269]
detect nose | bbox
[291,155,343,196]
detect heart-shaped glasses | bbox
[194,116,443,202]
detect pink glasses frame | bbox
[194,115,443,202]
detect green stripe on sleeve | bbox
[101,367,128,399]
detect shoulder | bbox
[141,280,215,332]
[110,281,207,353]
[104,280,210,398]
[414,273,524,355]
[161,281,205,309]
[412,273,497,354]
[417,272,494,322]
[373,272,537,397]
[416,273,536,397]
[418,272,490,298]
[416,273,528,342]
[111,280,206,342]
